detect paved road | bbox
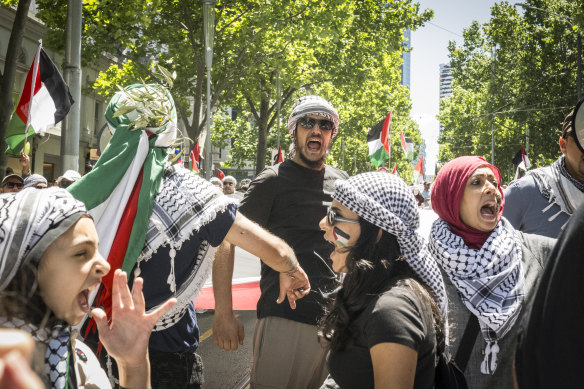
[197,247,260,388]
[196,209,438,388]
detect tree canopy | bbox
[5,0,432,178]
[438,0,584,182]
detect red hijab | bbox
[431,156,505,249]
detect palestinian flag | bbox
[413,155,424,183]
[367,111,391,168]
[400,131,414,160]
[5,46,74,156]
[276,145,283,163]
[391,164,398,175]
[512,146,531,171]
[190,142,200,173]
[217,168,225,180]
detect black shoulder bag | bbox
[435,315,479,389]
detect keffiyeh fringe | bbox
[137,165,237,330]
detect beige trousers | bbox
[250,316,329,389]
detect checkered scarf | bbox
[428,217,524,374]
[332,172,448,323]
[138,164,237,330]
[0,188,87,388]
[287,95,340,138]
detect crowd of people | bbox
[0,88,583,389]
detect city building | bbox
[401,29,411,91]
[438,63,453,133]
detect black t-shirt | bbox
[239,160,348,325]
[328,283,437,389]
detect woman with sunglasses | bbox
[0,187,175,388]
[318,172,447,388]
[428,156,555,389]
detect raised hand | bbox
[92,270,176,388]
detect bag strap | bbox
[454,314,480,371]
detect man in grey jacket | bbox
[504,99,584,238]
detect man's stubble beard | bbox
[294,138,329,170]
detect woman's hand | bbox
[92,270,176,388]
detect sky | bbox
[410,0,500,175]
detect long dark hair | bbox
[318,217,445,353]
[0,260,60,331]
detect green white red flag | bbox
[367,111,391,168]
[400,130,414,160]
[5,44,73,156]
[190,142,200,173]
[413,155,424,183]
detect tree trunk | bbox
[255,96,270,175]
[0,0,32,177]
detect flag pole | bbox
[276,70,281,154]
[24,41,42,151]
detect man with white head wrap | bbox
[213,95,348,388]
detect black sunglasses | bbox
[326,206,359,226]
[3,182,23,189]
[298,116,334,131]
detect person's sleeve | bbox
[238,167,278,227]
[364,291,425,351]
[503,177,532,229]
[199,203,238,247]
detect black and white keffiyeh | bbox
[0,187,87,290]
[332,172,448,325]
[0,188,87,388]
[137,164,237,330]
[287,95,340,138]
[428,217,524,374]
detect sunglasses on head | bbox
[3,182,23,189]
[326,206,359,226]
[298,116,334,131]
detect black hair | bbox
[318,217,445,353]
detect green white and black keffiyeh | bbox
[0,187,87,388]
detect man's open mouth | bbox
[307,137,322,151]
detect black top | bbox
[328,283,437,389]
[515,204,584,389]
[239,160,348,325]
